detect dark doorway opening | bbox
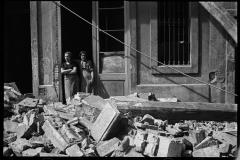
[61,1,92,102]
[4,1,32,94]
[61,1,93,61]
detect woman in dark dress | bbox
[61,51,79,103]
[78,51,94,93]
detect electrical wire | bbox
[52,1,237,97]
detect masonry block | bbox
[96,137,120,157]
[65,144,84,157]
[42,120,69,151]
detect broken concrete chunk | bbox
[60,124,83,143]
[133,130,148,153]
[82,95,106,110]
[4,120,19,133]
[42,120,69,151]
[66,144,84,157]
[96,137,120,157]
[22,147,44,156]
[143,133,160,157]
[213,131,237,146]
[140,114,155,125]
[182,150,193,157]
[90,101,121,142]
[9,138,32,153]
[124,148,144,157]
[3,147,14,157]
[39,152,69,157]
[193,145,221,157]
[189,129,206,146]
[18,98,39,108]
[182,137,193,150]
[194,136,219,150]
[157,137,184,157]
[16,123,28,138]
[158,97,178,102]
[4,132,17,145]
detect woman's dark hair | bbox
[80,50,86,56]
[65,51,72,57]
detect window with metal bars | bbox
[158,1,190,66]
[98,1,124,52]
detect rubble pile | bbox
[3,86,238,157]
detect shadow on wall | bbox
[94,74,110,99]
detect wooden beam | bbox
[112,100,237,121]
[199,2,237,44]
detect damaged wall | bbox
[30,1,62,102]
[129,2,236,103]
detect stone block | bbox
[157,136,184,157]
[96,137,120,157]
[9,138,32,153]
[143,132,160,157]
[22,147,44,156]
[3,147,13,156]
[4,120,19,133]
[65,144,84,157]
[193,145,221,157]
[39,152,69,157]
[17,98,39,108]
[133,130,148,153]
[194,136,219,150]
[42,120,69,151]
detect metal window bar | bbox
[159,2,190,66]
[163,2,166,64]
[177,2,180,65]
[172,3,175,65]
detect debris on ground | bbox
[3,85,238,157]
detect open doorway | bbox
[61,1,92,101]
[61,1,92,60]
[4,1,32,94]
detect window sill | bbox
[151,65,198,74]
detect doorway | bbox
[61,1,92,60]
[4,1,32,94]
[60,1,92,101]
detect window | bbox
[158,1,189,65]
[99,2,124,52]
[151,2,199,74]
[98,1,125,73]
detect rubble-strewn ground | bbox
[3,84,238,157]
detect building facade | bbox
[29,1,237,103]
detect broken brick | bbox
[194,136,219,150]
[65,144,84,157]
[22,147,44,156]
[39,152,69,157]
[193,144,221,157]
[3,147,14,157]
[17,98,39,108]
[96,137,120,157]
[157,136,184,157]
[42,119,69,151]
[4,120,19,133]
[4,132,17,145]
[9,138,32,154]
[143,132,160,157]
[124,148,144,157]
[133,130,148,153]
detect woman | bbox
[61,51,79,104]
[78,51,94,93]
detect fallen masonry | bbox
[3,85,238,157]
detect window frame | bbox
[151,2,199,74]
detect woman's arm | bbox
[61,67,72,74]
[68,66,77,74]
